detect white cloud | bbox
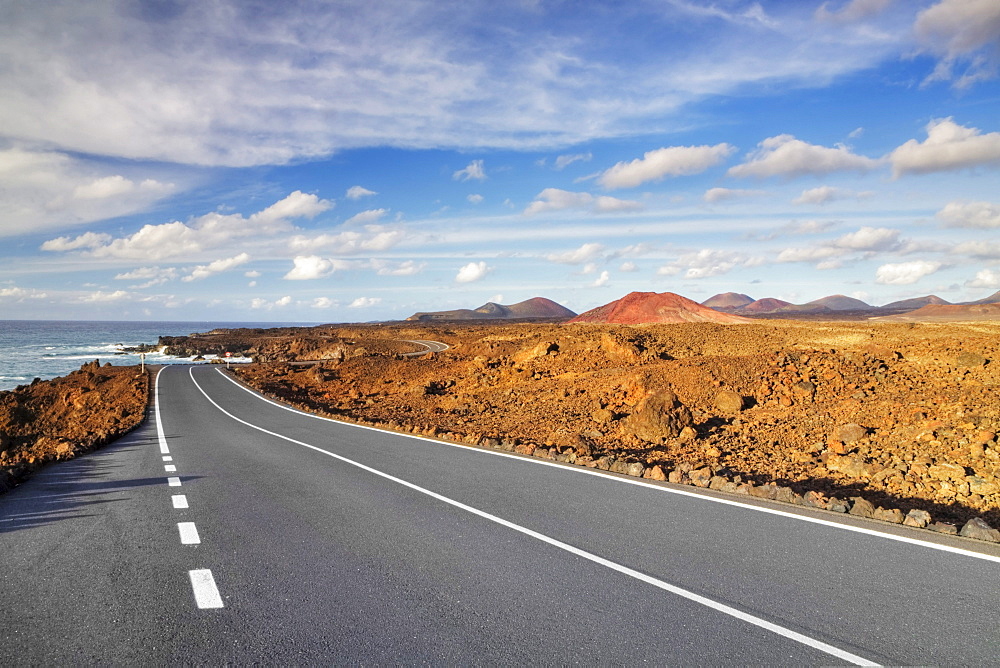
[619,261,638,272]
[953,240,1000,259]
[889,118,1000,177]
[182,252,251,282]
[916,0,1000,88]
[937,200,1000,228]
[455,261,491,283]
[312,297,337,308]
[467,193,484,204]
[554,153,592,170]
[288,225,407,254]
[42,191,331,260]
[703,187,766,203]
[875,260,943,285]
[375,260,425,276]
[349,296,381,308]
[245,270,261,278]
[777,246,844,263]
[967,268,1000,289]
[816,0,893,23]
[284,255,336,280]
[598,144,735,189]
[453,160,486,181]
[546,242,605,265]
[115,266,178,288]
[346,185,376,199]
[345,208,388,225]
[792,186,872,204]
[0,147,177,238]
[275,295,293,307]
[0,286,47,300]
[835,226,901,251]
[40,231,112,252]
[658,249,760,279]
[250,298,269,310]
[79,290,131,303]
[591,270,610,287]
[524,188,641,215]
[728,134,880,178]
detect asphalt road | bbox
[2,364,999,664]
[399,339,450,356]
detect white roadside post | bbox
[225,351,232,369]
[139,352,145,374]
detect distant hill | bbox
[407,297,576,321]
[879,295,950,311]
[963,290,1000,305]
[702,292,754,310]
[805,294,872,311]
[570,292,751,325]
[737,297,791,314]
[872,302,1000,322]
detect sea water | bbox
[0,320,317,392]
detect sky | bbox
[1,0,999,322]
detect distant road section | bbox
[399,339,450,356]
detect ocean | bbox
[0,320,318,392]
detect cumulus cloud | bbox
[916,0,1000,88]
[115,265,178,288]
[453,160,486,181]
[288,225,407,254]
[703,187,766,203]
[778,226,903,263]
[591,270,610,287]
[0,147,177,238]
[792,186,871,204]
[467,194,484,204]
[79,290,131,303]
[349,296,381,308]
[967,268,1000,289]
[183,252,251,282]
[42,191,331,260]
[598,144,734,189]
[658,249,761,279]
[345,208,388,225]
[554,153,592,170]
[546,243,605,265]
[524,188,641,215]
[310,297,336,308]
[374,260,425,276]
[346,185,376,199]
[619,261,638,272]
[455,261,491,283]
[728,134,880,178]
[889,118,1000,177]
[875,260,943,285]
[0,286,48,300]
[283,255,337,280]
[40,231,112,252]
[936,200,1000,228]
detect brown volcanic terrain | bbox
[0,361,148,491]
[571,292,752,324]
[408,297,575,321]
[157,317,1000,539]
[873,302,1000,322]
[701,292,753,310]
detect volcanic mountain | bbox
[702,292,754,311]
[570,291,751,325]
[737,297,792,314]
[963,290,1000,305]
[879,295,950,311]
[805,294,873,311]
[871,302,1000,322]
[407,297,576,321]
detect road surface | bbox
[2,364,999,664]
[399,339,450,356]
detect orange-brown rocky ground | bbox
[0,361,148,492]
[214,319,1000,538]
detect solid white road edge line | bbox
[213,368,1000,566]
[190,367,876,666]
[155,367,169,455]
[172,494,189,509]
[178,521,200,545]
[188,569,224,609]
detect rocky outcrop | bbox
[0,361,148,491]
[408,297,576,322]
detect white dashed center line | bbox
[164,464,177,472]
[172,494,189,509]
[163,456,173,462]
[178,522,201,545]
[167,476,181,487]
[188,569,224,609]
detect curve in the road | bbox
[399,339,450,356]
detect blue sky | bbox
[1,0,999,321]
